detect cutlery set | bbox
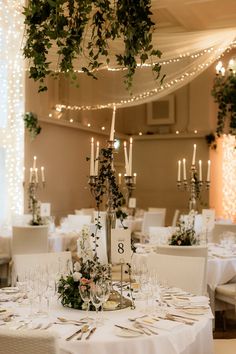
[66,325,97,341]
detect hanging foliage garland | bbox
[23,0,164,92]
[211,69,236,137]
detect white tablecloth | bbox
[5,298,213,354]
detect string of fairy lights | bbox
[51,41,236,114]
[0,0,25,221]
[222,135,236,220]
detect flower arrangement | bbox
[169,212,198,246]
[57,226,110,310]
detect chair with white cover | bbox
[211,223,236,243]
[148,226,174,245]
[150,245,208,295]
[142,211,165,234]
[12,214,32,226]
[66,214,91,232]
[215,282,236,312]
[0,328,59,354]
[148,208,166,225]
[12,226,49,255]
[171,209,180,227]
[12,251,72,284]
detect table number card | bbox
[202,209,215,231]
[40,202,51,217]
[128,197,136,209]
[111,229,131,265]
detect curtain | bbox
[0,0,25,225]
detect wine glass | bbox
[79,283,91,321]
[90,282,103,326]
[96,279,111,323]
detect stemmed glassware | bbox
[90,282,103,326]
[79,283,91,321]
[96,279,111,323]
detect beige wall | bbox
[25,55,223,225]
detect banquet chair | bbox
[148,208,166,225]
[67,214,92,231]
[148,226,174,245]
[12,225,49,255]
[0,328,59,354]
[171,209,180,227]
[12,251,72,285]
[12,214,32,226]
[0,253,11,287]
[149,246,208,295]
[211,223,236,243]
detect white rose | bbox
[74,261,81,272]
[73,271,82,282]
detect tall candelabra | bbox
[26,156,46,225]
[177,144,211,212]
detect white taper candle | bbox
[94,141,99,176]
[177,160,181,181]
[129,137,133,176]
[198,160,202,181]
[109,106,116,141]
[183,158,187,180]
[207,160,211,182]
[192,144,197,165]
[124,141,129,175]
[90,137,94,176]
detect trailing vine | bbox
[23,0,164,92]
[89,147,127,224]
[211,69,236,137]
[23,112,41,139]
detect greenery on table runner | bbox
[23,112,41,140]
[23,0,164,92]
[211,69,236,137]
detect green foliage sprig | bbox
[89,147,127,224]
[23,0,164,92]
[211,70,236,137]
[23,112,41,139]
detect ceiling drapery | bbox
[52,28,236,110]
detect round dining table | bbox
[1,291,214,354]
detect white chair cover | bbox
[65,214,92,232]
[211,223,236,243]
[12,251,72,283]
[12,214,32,226]
[147,251,207,295]
[148,208,166,224]
[0,328,59,354]
[12,226,49,255]
[149,226,174,245]
[171,209,180,227]
[142,211,165,236]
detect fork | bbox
[77,325,90,340]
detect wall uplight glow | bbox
[222,135,236,221]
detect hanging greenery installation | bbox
[23,0,164,92]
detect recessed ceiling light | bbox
[69,119,73,123]
[176,130,179,134]
[87,123,91,127]
[101,126,105,130]
[194,130,198,134]
[139,132,142,136]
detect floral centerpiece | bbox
[169,211,198,246]
[57,226,110,310]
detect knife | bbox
[115,324,144,334]
[85,327,96,340]
[66,328,82,341]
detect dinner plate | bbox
[114,328,142,338]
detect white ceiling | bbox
[152,0,236,32]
